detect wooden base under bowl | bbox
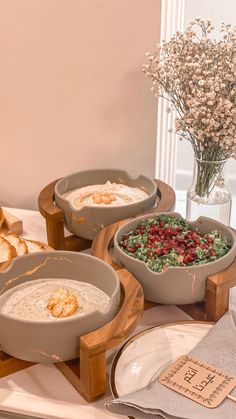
[38,178,176,250]
[91,220,236,323]
[0,267,144,402]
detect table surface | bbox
[1,193,236,419]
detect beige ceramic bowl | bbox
[54,169,157,240]
[0,251,120,363]
[114,212,236,304]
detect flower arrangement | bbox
[142,18,236,198]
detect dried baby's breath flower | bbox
[143,19,236,161]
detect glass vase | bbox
[186,157,232,225]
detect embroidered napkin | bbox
[106,311,236,419]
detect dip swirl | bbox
[0,279,110,321]
[63,181,149,210]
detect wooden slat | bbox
[38,179,64,220]
[38,179,91,251]
[91,219,128,270]
[0,351,11,362]
[178,303,207,321]
[153,179,176,213]
[56,268,144,401]
[206,257,236,321]
[0,357,34,378]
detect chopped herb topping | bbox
[118,215,231,272]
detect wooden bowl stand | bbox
[38,178,176,250]
[0,178,174,402]
[0,267,144,402]
[91,219,236,323]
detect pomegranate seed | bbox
[127,247,136,253]
[184,254,193,263]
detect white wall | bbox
[0,0,161,209]
[176,0,236,186]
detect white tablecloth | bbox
[0,201,235,419]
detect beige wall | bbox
[0,0,161,209]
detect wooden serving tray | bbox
[38,178,176,250]
[91,219,236,323]
[0,264,144,402]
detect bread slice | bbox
[0,208,4,229]
[0,236,17,263]
[23,239,48,253]
[1,233,28,256]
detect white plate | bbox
[110,321,213,398]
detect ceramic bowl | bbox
[0,251,120,363]
[54,169,157,240]
[114,212,236,304]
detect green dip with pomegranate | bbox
[118,215,231,272]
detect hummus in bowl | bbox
[55,169,157,240]
[63,181,149,210]
[0,251,120,363]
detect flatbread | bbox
[0,234,51,265]
[1,233,28,256]
[0,236,17,263]
[23,239,47,253]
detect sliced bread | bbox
[0,234,51,266]
[0,236,17,263]
[23,239,48,253]
[1,233,28,256]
